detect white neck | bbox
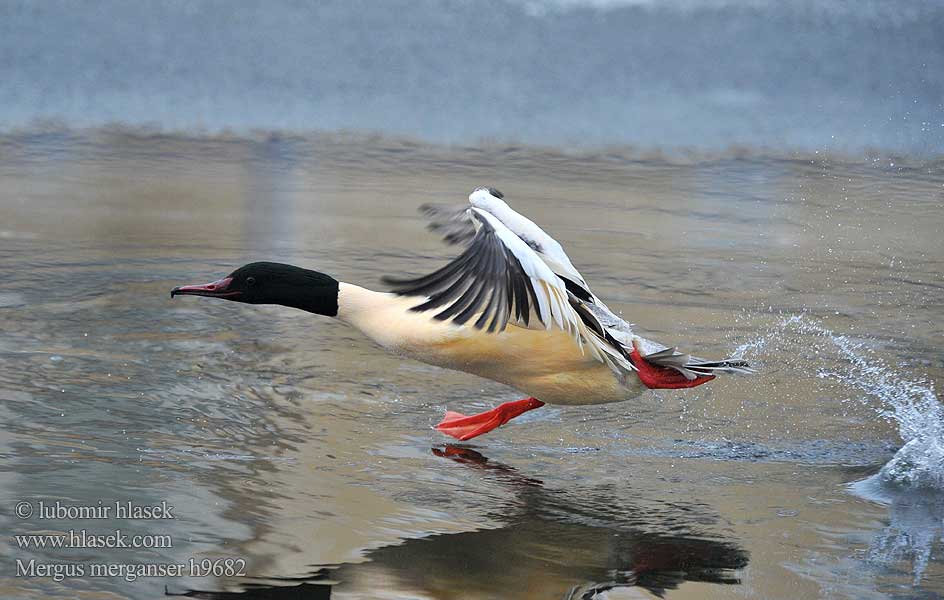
[335,282,458,352]
[336,282,389,324]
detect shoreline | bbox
[3,121,943,168]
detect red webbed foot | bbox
[435,397,545,441]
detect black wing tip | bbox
[706,358,752,369]
[687,358,755,376]
[381,274,415,291]
[473,186,504,199]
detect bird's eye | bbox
[246,277,256,287]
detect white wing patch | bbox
[470,208,574,332]
[469,187,592,293]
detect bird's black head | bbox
[171,262,339,316]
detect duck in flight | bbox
[171,187,752,441]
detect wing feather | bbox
[418,203,477,245]
[385,207,564,333]
[397,188,752,381]
[420,190,599,304]
[383,208,612,362]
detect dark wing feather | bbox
[418,203,477,246]
[383,213,536,333]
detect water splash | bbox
[738,314,943,489]
[793,317,942,489]
[738,314,944,585]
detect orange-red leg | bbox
[435,397,545,441]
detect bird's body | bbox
[172,186,752,440]
[338,282,636,405]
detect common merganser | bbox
[171,187,752,440]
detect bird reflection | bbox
[178,445,748,599]
[430,444,544,487]
[425,445,748,599]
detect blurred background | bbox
[2,0,943,154]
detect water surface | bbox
[1,129,943,598]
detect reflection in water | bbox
[170,582,331,600]
[244,138,305,255]
[853,477,944,586]
[182,446,748,599]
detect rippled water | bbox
[1,129,943,598]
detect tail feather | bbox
[632,339,754,380]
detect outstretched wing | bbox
[385,207,574,333]
[383,207,628,370]
[421,187,598,303]
[404,187,751,381]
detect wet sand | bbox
[1,129,943,598]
